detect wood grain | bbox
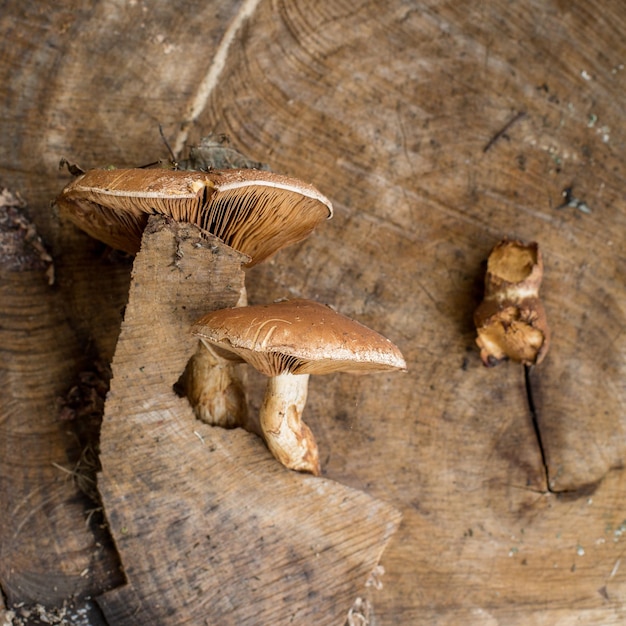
[0,196,122,605]
[0,0,624,623]
[96,217,400,624]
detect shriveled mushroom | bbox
[56,167,332,266]
[474,238,550,366]
[56,167,333,427]
[192,299,407,475]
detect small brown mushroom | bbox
[56,167,332,266]
[474,239,550,366]
[192,298,407,475]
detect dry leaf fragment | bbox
[178,133,270,171]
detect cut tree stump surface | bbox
[0,191,123,606]
[96,216,400,624]
[1,0,625,624]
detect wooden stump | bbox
[0,192,122,605]
[0,0,624,623]
[96,217,400,624]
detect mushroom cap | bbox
[56,168,332,266]
[192,298,407,377]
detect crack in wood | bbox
[525,367,602,497]
[174,0,264,155]
[526,366,609,498]
[524,364,552,493]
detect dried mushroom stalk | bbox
[474,239,550,366]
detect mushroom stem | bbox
[259,373,320,476]
[182,340,249,429]
[183,286,252,429]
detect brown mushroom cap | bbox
[192,298,407,376]
[56,168,332,266]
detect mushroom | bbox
[192,298,407,475]
[56,167,333,428]
[474,238,550,366]
[56,167,332,266]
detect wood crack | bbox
[525,366,605,497]
[483,110,526,153]
[524,364,551,493]
[174,0,264,156]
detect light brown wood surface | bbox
[1,0,625,624]
[94,216,400,624]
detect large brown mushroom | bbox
[192,298,407,475]
[56,167,332,266]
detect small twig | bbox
[84,507,103,527]
[51,461,74,475]
[137,125,179,169]
[159,124,178,168]
[483,111,526,153]
[51,461,96,484]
